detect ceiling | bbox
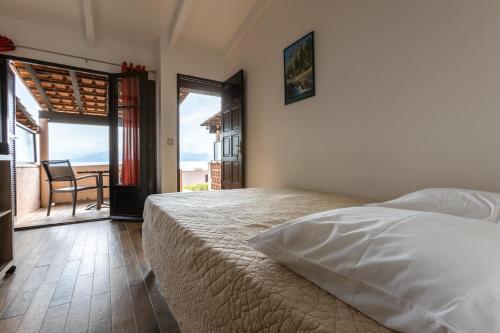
[0,0,260,51]
[180,0,257,51]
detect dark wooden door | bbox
[109,72,156,220]
[221,70,244,189]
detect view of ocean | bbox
[71,161,110,166]
[70,161,211,169]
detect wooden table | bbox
[77,170,109,210]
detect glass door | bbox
[109,71,151,220]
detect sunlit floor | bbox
[15,201,110,229]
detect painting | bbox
[284,31,315,105]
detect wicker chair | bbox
[41,160,99,216]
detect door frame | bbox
[176,74,222,192]
[220,70,245,189]
[0,53,111,222]
[109,71,156,220]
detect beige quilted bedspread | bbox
[142,187,396,333]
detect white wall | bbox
[0,15,157,73]
[16,164,40,217]
[225,0,500,200]
[159,41,225,192]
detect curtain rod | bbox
[15,44,156,73]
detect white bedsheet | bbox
[142,188,394,333]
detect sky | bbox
[179,93,220,159]
[15,72,40,122]
[49,123,109,161]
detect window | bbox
[214,141,221,161]
[16,125,36,163]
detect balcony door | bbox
[109,72,156,220]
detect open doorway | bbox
[177,74,222,192]
[10,60,110,228]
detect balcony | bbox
[15,163,109,229]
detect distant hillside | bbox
[180,151,211,161]
[72,151,109,163]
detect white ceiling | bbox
[0,0,83,34]
[0,0,260,51]
[180,0,257,51]
[94,0,177,49]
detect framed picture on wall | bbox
[284,31,315,105]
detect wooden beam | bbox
[82,0,96,47]
[76,83,107,89]
[169,0,193,47]
[44,87,106,96]
[46,96,76,102]
[45,95,106,104]
[50,102,78,107]
[38,78,72,85]
[24,64,54,112]
[81,95,106,100]
[69,70,84,114]
[39,110,108,126]
[30,67,68,75]
[40,85,72,92]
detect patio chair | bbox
[41,160,99,216]
[101,173,110,207]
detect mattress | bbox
[143,187,395,333]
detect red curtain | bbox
[0,36,15,52]
[120,62,145,185]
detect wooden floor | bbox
[0,220,180,333]
[15,203,110,229]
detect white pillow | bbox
[369,188,500,223]
[248,206,500,333]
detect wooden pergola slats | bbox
[12,61,108,118]
[42,96,106,105]
[35,78,107,91]
[24,64,55,112]
[15,97,40,132]
[44,96,77,102]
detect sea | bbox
[71,161,110,166]
[70,160,211,170]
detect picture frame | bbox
[284,31,315,105]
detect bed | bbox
[142,187,395,333]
